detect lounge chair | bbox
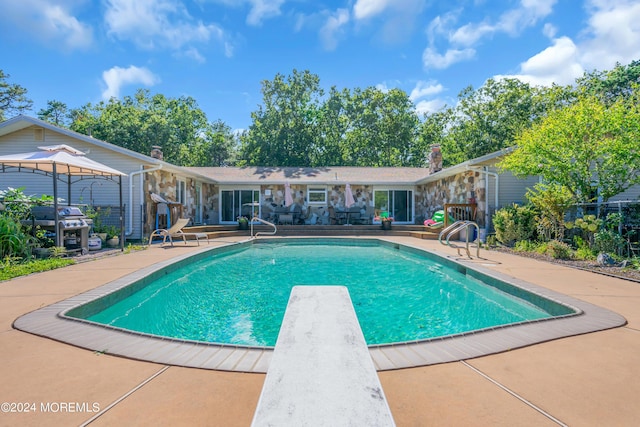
[148,218,209,246]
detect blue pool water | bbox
[74,240,570,346]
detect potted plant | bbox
[237,216,249,230]
[375,214,394,230]
[105,225,120,247]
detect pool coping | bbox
[13,238,627,373]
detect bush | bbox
[0,215,33,260]
[544,240,574,260]
[593,229,626,256]
[514,239,538,252]
[492,204,537,246]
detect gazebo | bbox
[0,144,126,249]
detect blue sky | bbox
[2,0,639,132]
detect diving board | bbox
[251,286,395,426]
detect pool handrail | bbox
[251,216,277,238]
[438,220,480,258]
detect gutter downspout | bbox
[127,164,163,237]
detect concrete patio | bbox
[1,236,639,426]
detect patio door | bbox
[373,189,413,223]
[221,189,260,223]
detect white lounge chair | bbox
[148,218,208,246]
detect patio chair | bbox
[148,218,209,247]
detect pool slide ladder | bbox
[250,216,277,238]
[438,220,480,258]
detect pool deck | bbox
[1,236,639,426]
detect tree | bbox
[341,87,420,166]
[70,89,236,166]
[37,100,70,127]
[239,69,324,166]
[577,60,640,104]
[499,89,640,203]
[0,70,32,121]
[439,78,543,165]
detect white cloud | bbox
[425,0,556,70]
[319,9,350,51]
[104,0,232,57]
[246,0,285,26]
[207,0,284,26]
[101,66,160,100]
[579,0,640,70]
[499,1,640,88]
[498,36,584,86]
[415,99,447,116]
[422,46,475,69]
[0,0,93,51]
[353,0,393,20]
[409,81,444,102]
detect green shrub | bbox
[0,257,75,281]
[593,229,626,256]
[492,204,537,246]
[0,215,34,260]
[544,240,574,260]
[514,239,538,252]
[526,183,574,241]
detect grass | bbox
[0,257,75,281]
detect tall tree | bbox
[70,89,236,166]
[342,87,420,166]
[37,100,70,127]
[440,78,542,165]
[499,89,640,203]
[0,70,32,121]
[239,69,324,166]
[577,59,640,104]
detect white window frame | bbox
[307,187,327,205]
[176,179,186,205]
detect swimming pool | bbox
[14,237,626,372]
[66,239,575,347]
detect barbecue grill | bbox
[27,206,92,255]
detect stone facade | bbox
[417,170,486,227]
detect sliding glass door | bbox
[373,189,413,223]
[220,189,260,223]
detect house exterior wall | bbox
[417,170,485,227]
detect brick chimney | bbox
[428,144,442,174]
[150,145,163,160]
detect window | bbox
[307,187,327,204]
[373,189,413,223]
[176,179,186,205]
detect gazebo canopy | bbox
[0,144,125,177]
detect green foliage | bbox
[238,70,422,167]
[544,240,574,260]
[593,229,626,256]
[513,239,538,252]
[526,183,574,241]
[70,89,237,167]
[0,257,75,281]
[533,240,574,259]
[37,100,70,126]
[492,203,537,246]
[500,88,640,203]
[0,215,34,259]
[0,69,33,121]
[439,78,547,166]
[566,214,602,247]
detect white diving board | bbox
[251,286,396,426]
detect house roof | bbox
[0,115,217,183]
[186,166,431,185]
[415,147,514,185]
